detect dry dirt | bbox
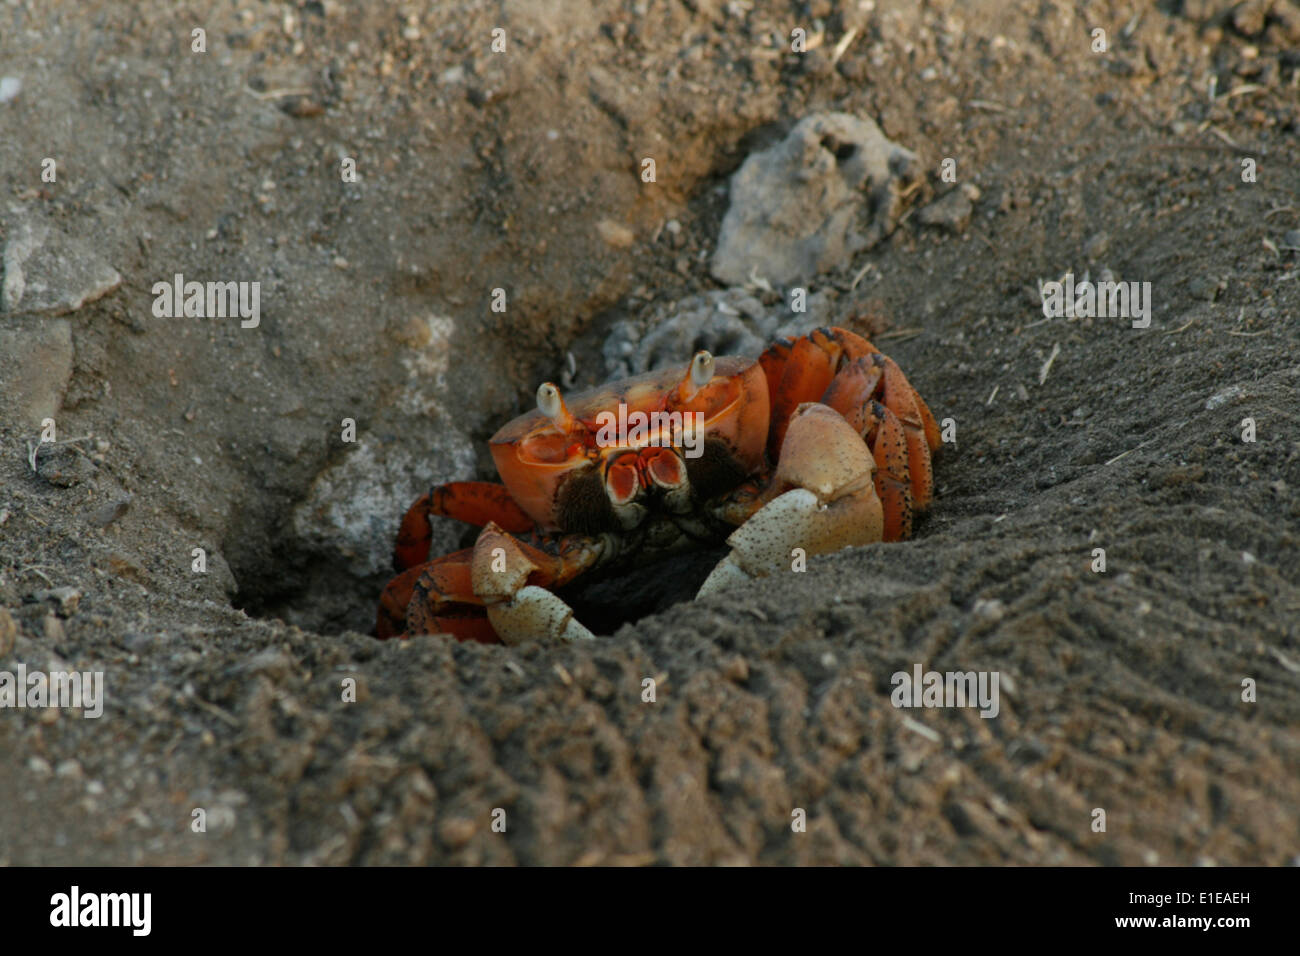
[1,0,1298,865]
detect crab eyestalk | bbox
[536,382,583,435]
[677,350,715,402]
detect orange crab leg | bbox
[382,523,605,642]
[377,548,500,642]
[760,327,880,456]
[393,482,535,572]
[765,326,940,512]
[813,356,917,540]
[818,355,884,435]
[863,401,916,541]
[876,356,935,509]
[762,333,836,458]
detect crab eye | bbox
[690,350,715,389]
[537,382,562,419]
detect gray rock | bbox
[34,586,81,616]
[291,431,476,580]
[711,113,920,286]
[604,287,835,379]
[36,443,95,487]
[0,318,73,428]
[918,189,973,233]
[2,206,121,317]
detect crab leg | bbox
[382,523,602,643]
[376,548,501,642]
[761,326,940,538]
[699,402,884,595]
[393,481,535,572]
[817,360,917,540]
[469,526,597,645]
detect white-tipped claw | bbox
[487,585,596,645]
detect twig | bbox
[900,715,942,743]
[1038,343,1061,385]
[1105,437,1157,466]
[1164,317,1196,334]
[191,696,241,727]
[1223,84,1264,99]
[17,565,56,586]
[1206,126,1247,151]
[849,260,875,291]
[830,27,859,66]
[245,86,313,101]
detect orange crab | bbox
[376,326,940,644]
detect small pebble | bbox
[439,817,477,848]
[35,586,81,615]
[89,497,131,528]
[28,756,52,776]
[43,614,65,641]
[596,219,635,248]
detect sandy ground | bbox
[1,0,1298,864]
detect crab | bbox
[376,326,940,644]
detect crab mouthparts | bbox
[605,447,687,505]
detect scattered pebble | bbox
[1205,384,1247,410]
[0,76,21,103]
[27,756,52,776]
[723,655,749,683]
[43,614,65,641]
[918,188,973,233]
[35,586,81,615]
[596,219,635,248]
[121,631,155,653]
[36,445,95,487]
[439,817,477,848]
[89,497,131,528]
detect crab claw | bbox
[698,402,884,595]
[471,525,595,645]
